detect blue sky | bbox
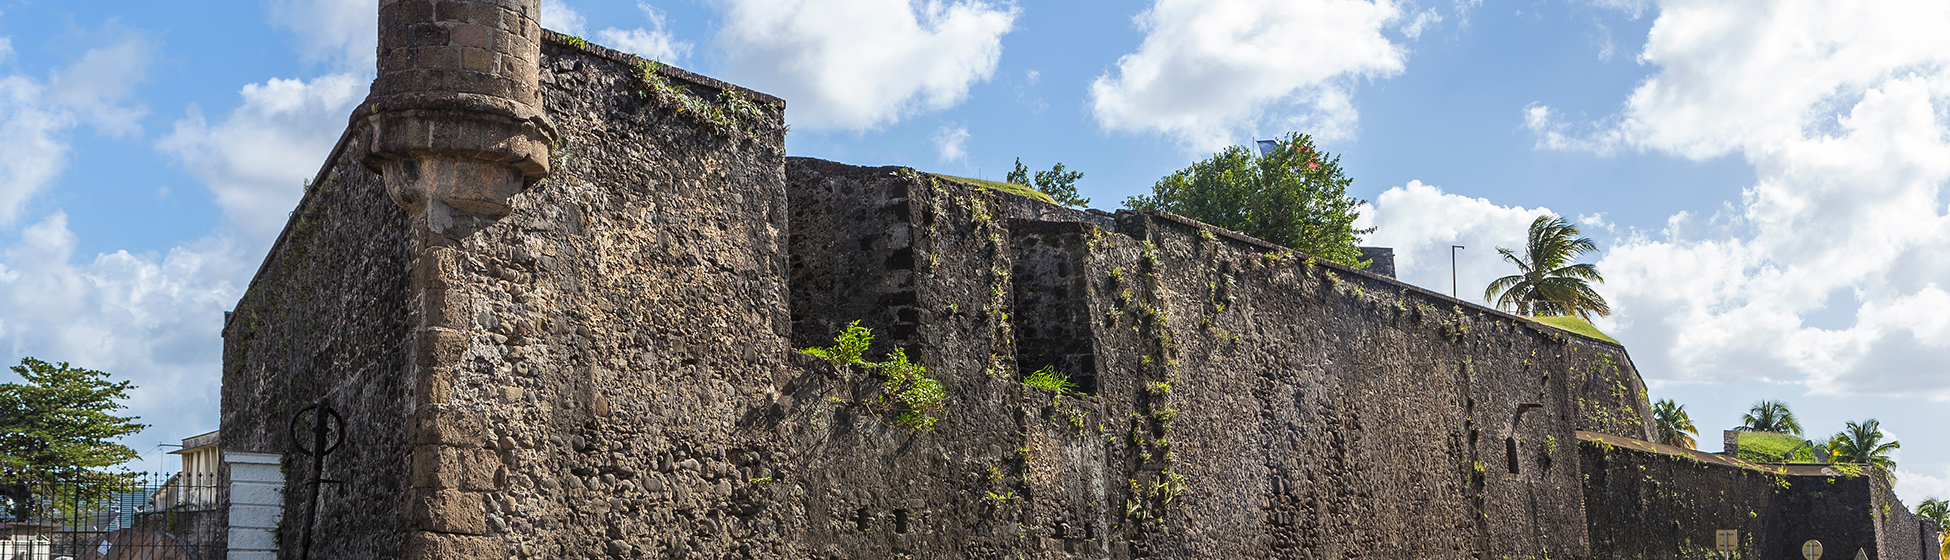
[2,0,1947,504]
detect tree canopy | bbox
[1652,399,1698,449]
[1484,215,1609,319]
[0,358,146,520]
[1008,158,1089,207]
[1735,400,1803,436]
[1124,133,1372,267]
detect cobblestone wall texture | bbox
[216,26,1897,560]
[1580,432,1939,560]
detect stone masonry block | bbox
[434,1,470,22]
[227,551,275,560]
[402,531,500,560]
[230,481,283,505]
[407,489,486,534]
[414,405,491,446]
[407,22,450,48]
[412,445,501,490]
[414,45,460,70]
[460,47,496,73]
[227,527,276,550]
[467,2,503,26]
[397,0,434,23]
[417,365,457,404]
[228,504,283,530]
[450,23,494,49]
[228,462,284,485]
[423,287,472,328]
[418,330,470,373]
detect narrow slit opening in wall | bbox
[856,508,871,532]
[1505,437,1520,474]
[893,509,909,534]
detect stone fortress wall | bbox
[216,4,1931,558]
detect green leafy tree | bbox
[0,358,147,520]
[1484,216,1610,319]
[1827,418,1899,471]
[1735,400,1803,436]
[1007,158,1089,207]
[1652,399,1699,449]
[1124,132,1372,266]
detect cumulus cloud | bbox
[1514,0,1950,398]
[0,31,151,228]
[1089,0,1407,152]
[932,124,970,162]
[269,0,379,70]
[157,73,366,246]
[1358,181,1557,304]
[593,3,694,63]
[0,213,246,468]
[715,0,1017,130]
[1896,465,1950,505]
[542,0,590,36]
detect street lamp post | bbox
[1451,245,1465,300]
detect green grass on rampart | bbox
[1531,315,1621,345]
[1737,431,1813,463]
[927,173,1057,205]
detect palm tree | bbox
[1922,499,1950,558]
[1652,399,1699,449]
[1827,419,1900,471]
[1484,216,1610,320]
[1735,400,1802,436]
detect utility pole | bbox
[1451,245,1465,300]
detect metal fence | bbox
[1,474,221,560]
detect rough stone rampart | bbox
[1580,430,1939,560]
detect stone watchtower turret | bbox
[359,0,556,234]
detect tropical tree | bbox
[1917,498,1949,557]
[1827,418,1900,471]
[1007,158,1089,207]
[1735,400,1803,436]
[1484,215,1610,319]
[1652,399,1699,449]
[1125,132,1373,266]
[0,358,147,521]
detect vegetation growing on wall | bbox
[801,322,945,430]
[634,60,768,136]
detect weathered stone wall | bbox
[224,34,793,559]
[1579,431,1937,560]
[780,157,1659,559]
[220,129,417,559]
[225,22,1671,560]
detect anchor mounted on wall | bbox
[289,400,346,560]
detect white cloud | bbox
[0,37,14,63]
[0,32,151,228]
[1089,0,1407,152]
[157,73,366,246]
[1515,0,1950,399]
[1400,8,1442,40]
[593,3,693,63]
[1895,465,1950,505]
[715,0,1017,130]
[1357,180,1557,303]
[0,213,247,469]
[269,0,379,70]
[932,124,969,162]
[542,0,589,36]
